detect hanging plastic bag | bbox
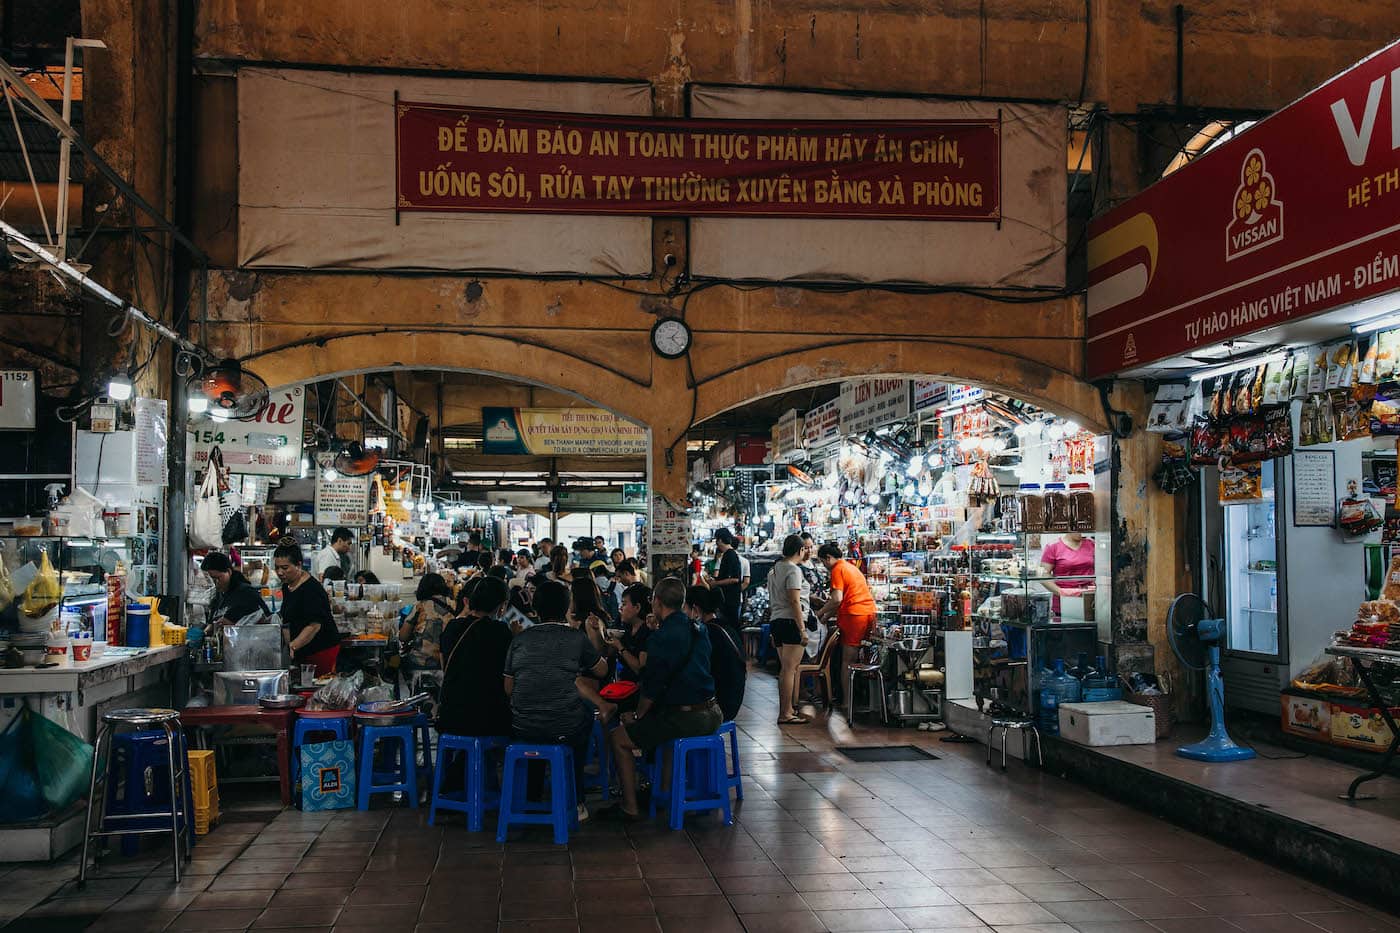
[20,551,62,620]
[209,448,248,545]
[0,557,13,614]
[189,460,224,549]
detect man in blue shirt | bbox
[597,577,721,821]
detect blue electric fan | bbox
[1166,593,1256,762]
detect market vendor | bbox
[1038,531,1095,613]
[273,539,342,675]
[202,551,268,626]
[312,527,355,579]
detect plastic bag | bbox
[358,683,394,705]
[0,712,45,823]
[308,670,365,711]
[20,551,62,619]
[26,706,93,811]
[189,463,223,549]
[0,558,13,614]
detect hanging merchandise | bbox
[1338,480,1384,538]
[1219,462,1263,503]
[211,449,248,545]
[190,458,225,549]
[0,557,13,614]
[19,551,62,621]
[967,461,999,505]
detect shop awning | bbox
[1086,38,1400,380]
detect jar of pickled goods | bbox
[1017,483,1045,533]
[1044,483,1071,533]
[1069,482,1097,533]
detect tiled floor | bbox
[1092,723,1400,856]
[4,669,1400,933]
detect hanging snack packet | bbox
[1291,348,1313,398]
[1308,345,1330,394]
[1360,336,1380,384]
[1378,330,1399,383]
[1299,396,1318,446]
[1263,357,1287,405]
[1219,462,1263,503]
[1370,386,1400,435]
[1317,392,1337,443]
[1264,407,1293,458]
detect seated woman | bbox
[688,585,747,723]
[605,583,653,683]
[437,576,513,738]
[354,570,380,585]
[398,572,454,693]
[503,579,609,819]
[201,551,268,626]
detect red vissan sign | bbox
[1086,39,1400,378]
[395,103,1001,222]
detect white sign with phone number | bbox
[187,386,305,477]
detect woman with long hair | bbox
[398,572,454,685]
[272,538,342,675]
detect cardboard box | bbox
[1330,702,1400,752]
[1280,689,1332,743]
[1060,593,1095,622]
[1059,701,1156,746]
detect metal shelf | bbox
[977,573,1096,584]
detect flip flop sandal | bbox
[778,716,810,725]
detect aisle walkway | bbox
[5,670,1400,932]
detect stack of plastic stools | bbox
[648,734,734,830]
[291,712,352,793]
[716,721,744,800]
[496,744,578,845]
[582,718,613,801]
[187,750,219,835]
[430,734,508,830]
[356,719,419,809]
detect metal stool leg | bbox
[986,725,996,766]
[78,723,109,884]
[1029,728,1043,767]
[875,671,887,724]
[162,723,183,884]
[847,669,857,723]
[1001,727,1009,770]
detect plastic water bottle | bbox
[1047,658,1082,705]
[1038,691,1060,735]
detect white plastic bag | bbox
[189,464,223,549]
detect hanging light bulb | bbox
[403,499,416,511]
[321,467,338,482]
[905,454,923,477]
[901,482,917,498]
[106,374,133,401]
[392,488,404,501]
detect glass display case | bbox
[1221,460,1280,658]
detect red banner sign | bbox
[395,103,1001,222]
[1086,39,1400,378]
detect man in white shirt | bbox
[533,537,554,572]
[312,527,354,580]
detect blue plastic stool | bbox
[757,623,774,663]
[292,715,352,790]
[429,734,508,830]
[716,721,743,800]
[356,723,418,809]
[101,729,197,855]
[582,718,613,801]
[496,744,578,845]
[648,734,734,830]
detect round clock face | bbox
[652,317,691,358]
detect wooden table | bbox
[179,705,295,805]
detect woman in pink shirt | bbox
[1038,532,1095,613]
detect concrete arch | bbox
[241,331,652,426]
[693,339,1109,433]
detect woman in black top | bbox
[202,552,268,626]
[688,585,747,723]
[272,539,341,675]
[605,583,653,683]
[437,576,513,737]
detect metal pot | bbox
[258,694,306,710]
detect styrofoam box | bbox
[1058,701,1156,746]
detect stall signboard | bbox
[133,398,168,487]
[913,381,948,411]
[189,386,306,477]
[649,495,692,554]
[429,519,452,540]
[397,104,1002,222]
[315,472,371,527]
[941,384,986,412]
[1087,39,1400,377]
[840,379,911,436]
[770,409,803,459]
[623,482,647,505]
[803,399,842,448]
[482,407,647,457]
[0,370,36,429]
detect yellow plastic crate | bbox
[188,749,218,808]
[161,625,189,646]
[193,792,220,835]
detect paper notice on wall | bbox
[649,495,693,555]
[315,473,371,527]
[133,398,168,486]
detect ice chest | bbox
[1058,701,1155,746]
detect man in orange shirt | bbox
[817,544,877,705]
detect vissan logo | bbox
[1225,148,1284,261]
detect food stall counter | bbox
[0,645,184,742]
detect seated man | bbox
[598,577,721,821]
[503,579,609,820]
[687,585,746,723]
